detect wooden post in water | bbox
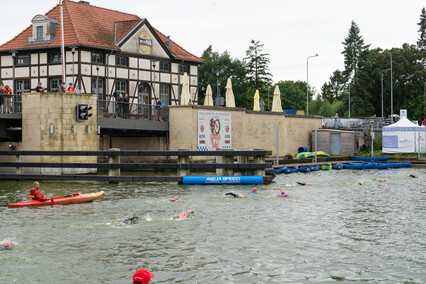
[236,148,249,176]
[253,148,265,176]
[216,148,234,176]
[177,148,190,177]
[108,148,120,183]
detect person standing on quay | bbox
[3,84,13,113]
[155,98,163,121]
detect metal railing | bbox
[0,94,22,114]
[322,117,384,129]
[97,99,168,121]
[0,94,169,122]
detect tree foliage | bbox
[276,80,307,110]
[244,40,273,91]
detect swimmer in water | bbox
[0,242,13,251]
[225,192,243,198]
[273,187,289,197]
[248,188,257,194]
[169,196,179,202]
[176,209,194,219]
[122,216,139,224]
[409,174,418,178]
[296,182,311,186]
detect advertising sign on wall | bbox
[198,110,231,151]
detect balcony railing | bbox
[0,94,168,122]
[97,99,168,122]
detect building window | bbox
[15,55,30,66]
[160,84,170,105]
[49,52,61,63]
[92,77,104,100]
[16,80,30,94]
[179,64,189,74]
[115,80,127,95]
[160,62,170,72]
[116,56,128,67]
[49,77,62,92]
[92,53,104,64]
[36,26,43,39]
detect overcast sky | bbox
[0,0,424,93]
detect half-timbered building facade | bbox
[0,0,203,112]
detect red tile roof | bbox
[0,0,202,63]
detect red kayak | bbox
[8,191,104,208]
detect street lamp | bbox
[306,54,318,115]
[216,70,220,106]
[390,52,393,117]
[152,61,157,101]
[71,47,76,87]
[96,65,99,98]
[381,69,390,120]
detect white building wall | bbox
[40,66,47,77]
[160,73,171,82]
[129,57,137,68]
[116,68,127,79]
[81,64,91,75]
[92,65,105,77]
[15,67,29,77]
[31,67,38,77]
[31,54,38,65]
[39,53,47,64]
[139,58,150,69]
[81,51,91,63]
[190,65,198,76]
[49,65,62,76]
[1,68,12,79]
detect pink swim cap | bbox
[173,196,179,200]
[386,175,390,178]
[252,188,257,192]
[4,242,12,247]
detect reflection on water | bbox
[0,168,425,283]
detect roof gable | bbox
[0,0,202,62]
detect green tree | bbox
[276,80,307,110]
[244,40,273,91]
[321,70,347,102]
[198,45,248,107]
[341,21,370,80]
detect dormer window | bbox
[28,14,58,44]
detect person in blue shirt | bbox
[155,98,163,121]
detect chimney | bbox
[166,36,172,49]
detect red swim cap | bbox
[133,269,154,284]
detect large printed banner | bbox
[198,110,232,151]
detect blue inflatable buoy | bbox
[298,147,308,153]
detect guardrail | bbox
[0,149,273,183]
[97,99,169,122]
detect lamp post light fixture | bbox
[152,61,157,101]
[306,54,319,115]
[96,65,99,102]
[71,47,76,87]
[390,52,393,117]
[216,70,220,106]
[381,69,390,120]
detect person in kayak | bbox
[122,216,139,224]
[225,192,243,198]
[176,209,194,219]
[29,181,48,201]
[273,187,289,197]
[0,242,13,251]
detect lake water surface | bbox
[0,167,425,283]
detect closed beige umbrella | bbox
[203,84,213,106]
[253,89,260,111]
[271,85,283,112]
[225,77,236,108]
[180,72,191,105]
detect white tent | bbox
[382,116,426,153]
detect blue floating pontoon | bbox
[274,167,287,175]
[284,166,298,174]
[350,156,390,161]
[372,163,390,169]
[332,163,343,170]
[309,165,320,171]
[182,176,263,185]
[298,166,311,173]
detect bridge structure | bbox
[0,94,168,142]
